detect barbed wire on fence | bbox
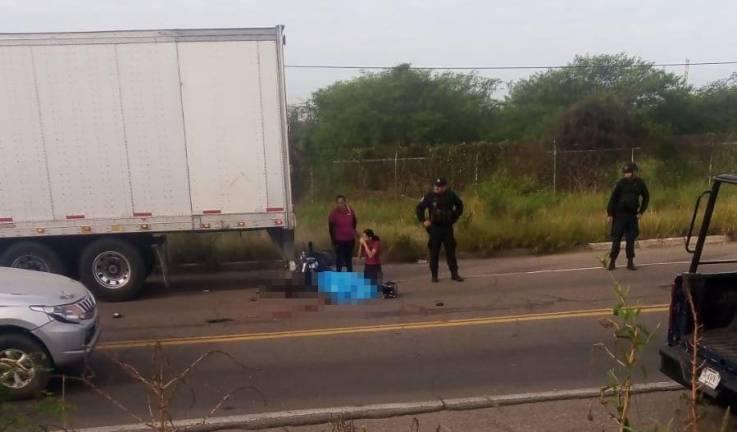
[298,135,737,200]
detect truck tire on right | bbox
[79,238,146,302]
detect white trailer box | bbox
[0,27,294,300]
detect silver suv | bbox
[0,267,100,399]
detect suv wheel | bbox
[0,334,51,400]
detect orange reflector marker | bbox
[140,224,150,230]
[238,221,246,227]
[81,226,92,233]
[200,223,211,229]
[36,228,45,234]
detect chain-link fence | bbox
[295,135,737,200]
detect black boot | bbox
[451,273,464,282]
[608,258,616,271]
[627,259,637,271]
[431,273,439,283]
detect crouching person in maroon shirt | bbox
[360,229,382,286]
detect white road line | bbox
[465,260,692,279]
[75,381,683,432]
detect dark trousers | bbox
[364,264,382,286]
[428,225,459,277]
[334,241,355,272]
[610,214,639,260]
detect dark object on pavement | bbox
[261,242,334,299]
[299,242,335,287]
[301,242,335,271]
[380,281,398,299]
[113,313,122,319]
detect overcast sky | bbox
[2,0,736,104]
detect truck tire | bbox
[79,238,146,302]
[0,241,66,275]
[0,333,51,400]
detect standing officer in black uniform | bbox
[416,177,464,283]
[607,162,649,271]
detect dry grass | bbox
[164,178,737,264]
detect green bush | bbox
[475,176,559,220]
[384,233,425,263]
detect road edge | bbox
[588,235,728,251]
[75,382,683,432]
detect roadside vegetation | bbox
[170,53,737,264]
[167,175,737,265]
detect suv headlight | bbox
[31,297,95,324]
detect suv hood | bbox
[0,267,89,307]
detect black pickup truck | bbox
[660,174,737,402]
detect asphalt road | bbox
[27,243,737,429]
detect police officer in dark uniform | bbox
[607,162,649,271]
[416,177,464,283]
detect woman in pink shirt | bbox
[359,229,382,286]
[328,195,357,272]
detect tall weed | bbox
[169,179,737,263]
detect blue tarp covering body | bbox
[316,271,379,304]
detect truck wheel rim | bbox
[0,349,36,389]
[11,255,50,272]
[92,252,131,289]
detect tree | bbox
[694,73,737,133]
[287,104,314,200]
[306,64,499,158]
[555,94,638,150]
[498,53,691,140]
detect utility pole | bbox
[684,58,690,83]
[552,138,557,194]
